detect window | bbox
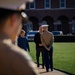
[60,0,66,8]
[44,0,51,9]
[72,24,75,33]
[29,0,35,9]
[26,21,33,32]
[54,21,62,31]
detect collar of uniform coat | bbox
[0,33,12,47]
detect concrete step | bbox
[37,66,68,75]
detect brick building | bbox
[24,0,75,34]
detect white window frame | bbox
[60,0,66,8]
[44,0,51,9]
[29,0,35,9]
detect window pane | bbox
[72,24,75,33]
[61,3,65,7]
[46,0,49,3]
[27,24,33,32]
[61,0,65,2]
[45,0,50,8]
[46,4,49,8]
[30,2,34,8]
[60,0,66,8]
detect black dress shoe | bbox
[46,69,49,72]
[42,66,44,69]
[51,69,53,71]
[37,65,39,67]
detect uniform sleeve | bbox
[34,34,39,45]
[41,35,48,49]
[50,33,54,48]
[11,47,39,75]
[34,34,37,43]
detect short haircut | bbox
[0,8,21,25]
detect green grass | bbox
[29,42,75,74]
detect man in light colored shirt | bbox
[41,24,54,72]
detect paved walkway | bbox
[37,66,69,75]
